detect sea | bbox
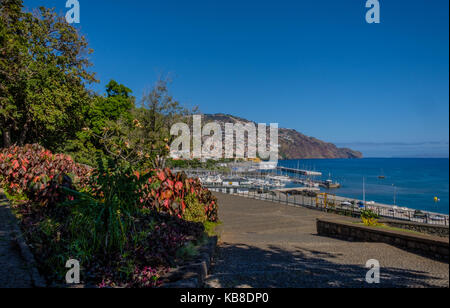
[278,158,449,215]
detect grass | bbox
[203,221,222,237]
[175,221,221,262]
[354,222,424,235]
[1,188,27,204]
[376,224,424,235]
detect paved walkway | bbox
[205,193,449,288]
[0,195,34,288]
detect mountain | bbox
[202,114,363,159]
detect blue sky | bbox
[23,0,449,157]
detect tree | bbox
[90,78,197,169]
[137,77,196,167]
[0,0,29,147]
[88,80,134,136]
[62,80,135,166]
[0,0,96,149]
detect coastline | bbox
[279,158,449,215]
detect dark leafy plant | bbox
[61,158,156,254]
[131,266,162,288]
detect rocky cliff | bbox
[202,114,363,159]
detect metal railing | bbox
[208,187,449,227]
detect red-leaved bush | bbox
[139,168,218,222]
[1,144,218,222]
[0,144,91,206]
[1,144,218,287]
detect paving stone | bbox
[204,193,449,288]
[0,199,34,288]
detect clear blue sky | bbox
[24,0,449,157]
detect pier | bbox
[276,166,322,176]
[274,187,320,193]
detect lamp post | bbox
[363,177,366,208]
[392,184,397,205]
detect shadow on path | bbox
[0,197,34,288]
[206,242,447,288]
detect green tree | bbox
[0,0,96,149]
[89,80,134,135]
[92,78,197,169]
[136,77,196,167]
[62,80,135,166]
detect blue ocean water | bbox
[278,158,449,215]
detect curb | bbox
[161,236,218,288]
[0,190,47,288]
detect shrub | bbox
[361,209,380,226]
[130,267,162,288]
[183,193,207,223]
[0,144,90,207]
[133,212,204,266]
[176,241,199,261]
[2,145,217,286]
[62,158,157,254]
[140,168,218,222]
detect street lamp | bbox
[392,184,397,205]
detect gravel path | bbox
[0,195,34,288]
[205,193,449,288]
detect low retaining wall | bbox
[379,219,449,238]
[317,219,449,262]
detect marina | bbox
[174,159,449,227]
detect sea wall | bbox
[317,219,449,262]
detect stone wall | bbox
[317,219,449,262]
[379,219,449,238]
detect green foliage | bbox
[361,209,380,226]
[61,158,156,254]
[0,1,96,149]
[87,80,134,136]
[183,193,207,223]
[203,220,221,237]
[0,1,220,288]
[61,80,135,166]
[176,241,199,261]
[136,77,197,168]
[6,147,216,286]
[0,2,196,170]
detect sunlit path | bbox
[205,193,449,288]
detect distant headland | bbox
[203,114,363,160]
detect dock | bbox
[276,166,322,176]
[273,187,320,193]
